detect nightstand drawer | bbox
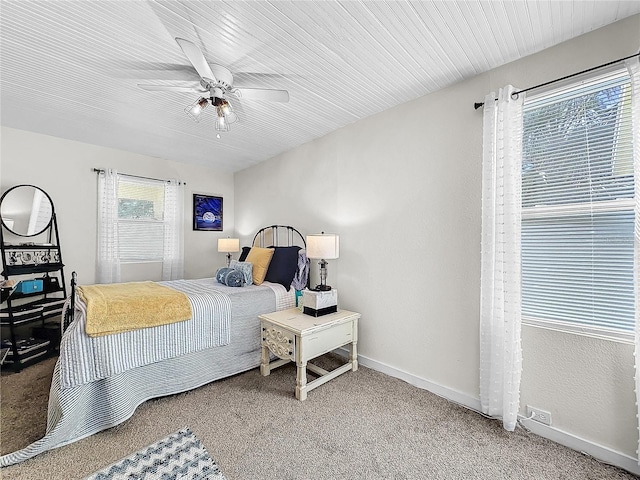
[261,322,295,360]
[304,321,353,359]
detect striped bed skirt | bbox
[1,280,295,467]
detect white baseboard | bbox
[517,418,640,476]
[338,347,482,411]
[337,348,639,476]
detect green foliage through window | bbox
[521,71,635,335]
[118,199,155,220]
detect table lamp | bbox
[306,232,339,291]
[218,238,240,266]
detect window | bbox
[521,70,635,339]
[117,178,166,262]
[97,169,184,283]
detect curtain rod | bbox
[473,51,640,110]
[93,168,186,185]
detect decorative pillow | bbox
[291,249,310,291]
[225,270,244,287]
[264,246,302,291]
[229,260,253,287]
[238,246,251,262]
[216,267,232,284]
[215,267,244,287]
[245,247,275,285]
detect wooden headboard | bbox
[252,225,306,249]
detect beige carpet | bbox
[1,357,53,456]
[1,354,636,480]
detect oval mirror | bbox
[0,185,55,237]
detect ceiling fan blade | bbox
[118,61,195,73]
[234,72,299,84]
[175,38,217,83]
[112,62,198,81]
[234,87,289,103]
[138,84,207,94]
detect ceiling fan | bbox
[138,37,289,133]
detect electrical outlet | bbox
[526,405,552,426]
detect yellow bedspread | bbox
[77,281,193,337]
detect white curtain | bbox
[479,85,524,432]
[96,169,121,284]
[627,56,640,463]
[162,180,185,280]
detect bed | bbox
[1,225,308,467]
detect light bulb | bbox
[184,97,209,122]
[215,114,229,132]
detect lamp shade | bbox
[218,238,239,253]
[306,233,339,260]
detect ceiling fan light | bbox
[215,114,229,132]
[226,111,238,124]
[184,97,209,122]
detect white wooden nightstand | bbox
[259,308,360,401]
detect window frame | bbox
[116,177,167,264]
[520,68,635,344]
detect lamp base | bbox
[313,284,332,291]
[303,305,337,317]
[302,289,338,317]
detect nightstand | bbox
[259,308,360,400]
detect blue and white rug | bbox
[85,428,226,480]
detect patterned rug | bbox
[85,428,226,480]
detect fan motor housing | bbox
[209,64,234,90]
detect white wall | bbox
[0,127,234,284]
[235,15,640,470]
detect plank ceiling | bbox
[1,1,639,172]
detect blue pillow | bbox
[264,246,301,291]
[216,267,232,283]
[215,267,244,287]
[238,246,251,262]
[229,260,253,286]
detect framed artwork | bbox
[193,194,223,231]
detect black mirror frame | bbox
[0,184,56,237]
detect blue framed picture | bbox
[193,194,223,231]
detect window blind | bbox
[521,69,635,336]
[116,177,166,262]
